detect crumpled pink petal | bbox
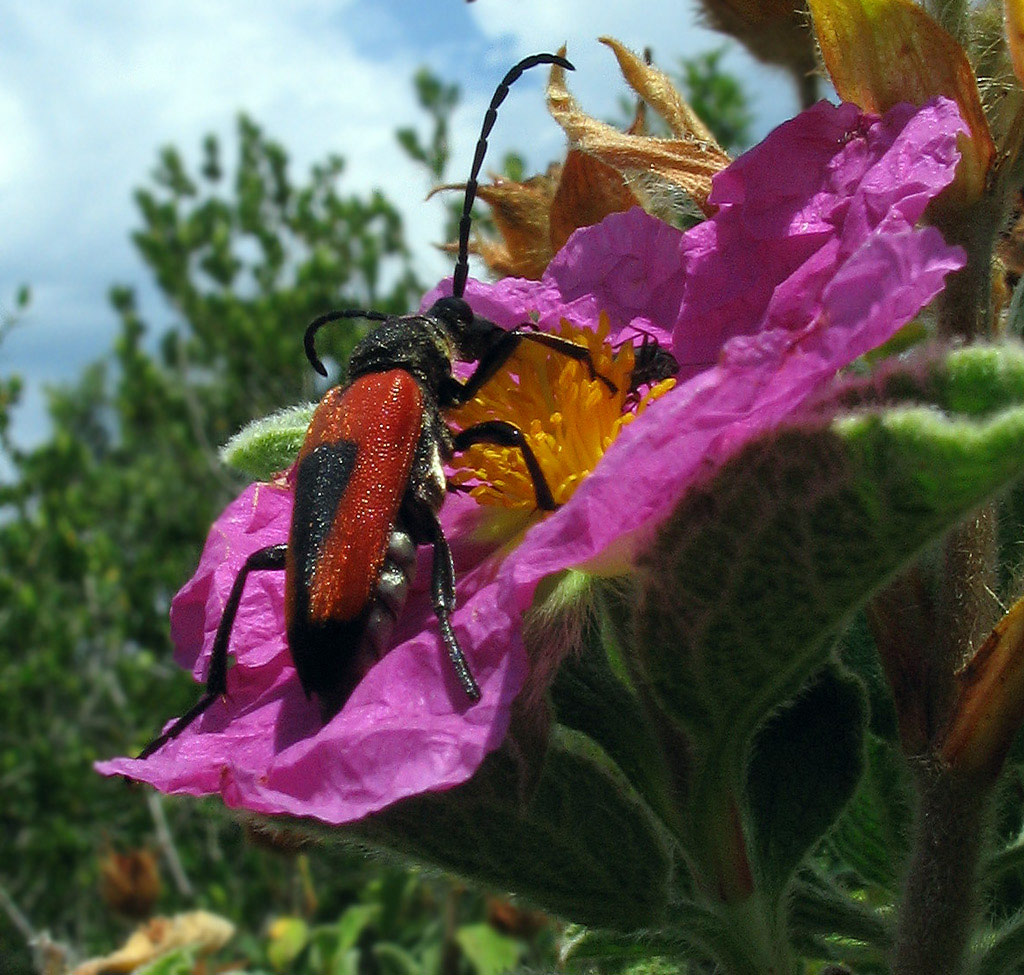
[99,98,966,825]
[99,484,526,822]
[458,99,967,613]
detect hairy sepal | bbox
[220,403,315,479]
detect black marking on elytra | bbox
[288,615,373,721]
[292,441,358,587]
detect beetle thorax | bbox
[347,315,456,391]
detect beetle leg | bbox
[442,326,617,407]
[440,329,522,405]
[137,543,287,759]
[515,329,618,394]
[452,420,559,512]
[401,497,481,702]
[428,522,482,702]
[446,481,474,495]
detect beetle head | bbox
[428,296,501,363]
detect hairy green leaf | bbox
[746,664,866,891]
[221,403,315,478]
[635,343,1024,887]
[303,730,673,932]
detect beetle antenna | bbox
[304,309,391,376]
[451,52,574,300]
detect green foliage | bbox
[395,68,459,184]
[825,734,910,892]
[0,98,438,972]
[453,924,522,975]
[549,584,683,834]
[221,402,316,478]
[395,68,463,246]
[746,665,866,893]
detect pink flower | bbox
[99,98,966,824]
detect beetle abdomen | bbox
[285,370,424,717]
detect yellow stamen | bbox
[448,314,675,512]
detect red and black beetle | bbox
[138,52,638,758]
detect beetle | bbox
[620,330,679,410]
[138,52,624,759]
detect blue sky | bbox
[0,0,800,456]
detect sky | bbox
[0,0,801,458]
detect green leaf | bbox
[838,611,899,743]
[974,909,1024,975]
[827,734,911,892]
[560,902,772,973]
[746,664,866,892]
[221,403,315,478]
[326,729,673,931]
[136,948,199,975]
[788,868,892,958]
[455,923,522,975]
[551,583,681,833]
[634,343,1024,887]
[333,902,380,952]
[372,942,425,975]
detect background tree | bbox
[0,95,431,975]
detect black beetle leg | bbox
[442,326,617,408]
[429,522,481,702]
[402,496,481,702]
[137,544,288,759]
[452,420,559,512]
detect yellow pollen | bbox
[448,314,675,511]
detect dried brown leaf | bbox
[549,149,638,254]
[942,593,1024,781]
[474,170,560,279]
[599,37,717,143]
[546,48,731,217]
[71,911,235,975]
[98,848,161,920]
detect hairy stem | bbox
[923,0,968,44]
[893,762,986,975]
[938,506,1000,690]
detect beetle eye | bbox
[429,296,473,329]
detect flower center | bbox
[448,314,675,511]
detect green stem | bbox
[935,225,996,342]
[894,164,1000,970]
[893,762,987,975]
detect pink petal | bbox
[99,98,968,824]
[99,486,526,824]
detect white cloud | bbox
[1,0,458,432]
[1,0,801,454]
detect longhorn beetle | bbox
[138,52,623,759]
